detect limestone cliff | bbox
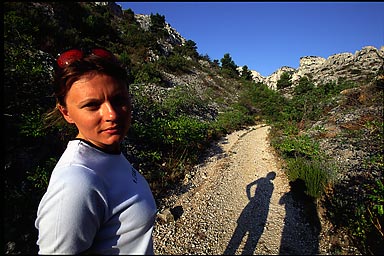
[257,46,384,89]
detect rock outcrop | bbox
[260,46,384,89]
[95,2,123,17]
[264,66,296,90]
[134,14,186,59]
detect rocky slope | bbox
[250,46,384,89]
[120,2,383,91]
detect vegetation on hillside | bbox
[4,2,383,254]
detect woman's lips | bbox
[102,126,120,134]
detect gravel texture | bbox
[152,124,350,255]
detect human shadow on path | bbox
[224,171,276,255]
[279,179,321,255]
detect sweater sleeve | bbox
[35,165,108,255]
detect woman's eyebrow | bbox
[78,98,101,107]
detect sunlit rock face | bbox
[260,46,384,89]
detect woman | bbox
[35,47,157,254]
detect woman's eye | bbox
[83,102,100,109]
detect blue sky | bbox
[117,2,384,77]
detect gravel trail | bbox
[153,124,322,255]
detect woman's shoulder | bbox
[51,141,106,185]
[58,139,121,167]
[49,163,104,194]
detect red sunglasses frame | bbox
[56,47,117,68]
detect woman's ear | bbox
[58,104,75,124]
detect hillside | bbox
[4,2,383,254]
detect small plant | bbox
[313,125,326,132]
[133,62,162,84]
[213,105,254,134]
[368,180,384,236]
[276,71,292,89]
[349,179,384,254]
[286,156,335,198]
[20,111,47,138]
[27,157,57,191]
[282,123,300,136]
[273,134,320,159]
[293,76,315,95]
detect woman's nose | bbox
[103,102,118,121]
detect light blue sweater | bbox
[35,139,157,254]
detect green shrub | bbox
[276,71,292,89]
[158,54,191,74]
[293,76,315,95]
[20,110,47,138]
[27,157,57,191]
[272,133,334,199]
[286,156,334,198]
[367,179,384,236]
[273,134,320,159]
[133,62,162,84]
[285,125,301,137]
[239,82,287,123]
[351,179,384,254]
[157,115,209,150]
[213,105,254,134]
[161,85,211,118]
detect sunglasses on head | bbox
[56,47,118,69]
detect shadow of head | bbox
[289,178,311,201]
[267,171,276,180]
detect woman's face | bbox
[59,73,131,153]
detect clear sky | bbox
[116,2,384,77]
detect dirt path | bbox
[153,124,321,254]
